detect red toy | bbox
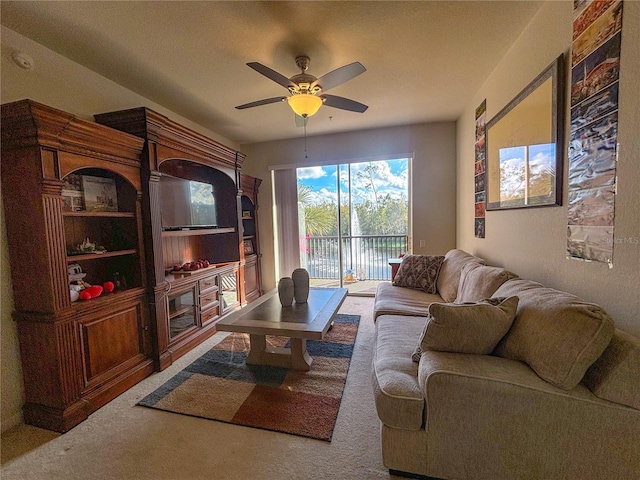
[85,285,103,298]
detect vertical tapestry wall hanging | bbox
[567,0,624,266]
[474,100,487,238]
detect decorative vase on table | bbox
[292,268,310,303]
[278,277,295,306]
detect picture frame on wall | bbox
[485,54,565,211]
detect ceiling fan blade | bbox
[321,94,368,113]
[311,62,366,92]
[235,97,288,110]
[246,62,297,90]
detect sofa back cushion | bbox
[582,329,640,410]
[493,279,614,390]
[393,254,445,294]
[455,263,518,303]
[436,249,486,303]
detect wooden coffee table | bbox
[215,287,348,371]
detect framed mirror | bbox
[485,54,565,210]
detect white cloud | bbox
[297,166,328,180]
[305,187,338,205]
[298,160,408,205]
[349,161,408,202]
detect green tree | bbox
[356,163,382,207]
[354,194,407,235]
[298,184,336,236]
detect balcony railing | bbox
[302,235,407,281]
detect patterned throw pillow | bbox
[392,254,445,294]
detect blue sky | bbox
[296,158,409,205]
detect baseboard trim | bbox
[1,410,23,433]
[389,469,442,480]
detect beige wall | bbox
[457,1,640,337]
[0,27,238,432]
[241,122,458,292]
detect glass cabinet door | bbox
[220,271,239,313]
[167,286,197,340]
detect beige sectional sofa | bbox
[372,249,640,480]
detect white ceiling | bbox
[1,1,543,145]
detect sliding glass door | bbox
[296,158,409,294]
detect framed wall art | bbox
[485,54,565,211]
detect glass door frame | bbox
[296,156,412,290]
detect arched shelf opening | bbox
[158,158,238,230]
[61,167,143,291]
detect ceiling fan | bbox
[235,56,368,119]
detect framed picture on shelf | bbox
[82,175,118,212]
[242,210,252,218]
[243,239,254,255]
[62,173,84,211]
[62,191,84,212]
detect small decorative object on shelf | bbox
[68,238,106,255]
[68,263,90,300]
[278,277,294,306]
[81,175,118,212]
[112,272,128,290]
[292,268,310,303]
[243,239,254,255]
[170,259,214,276]
[242,210,251,218]
[79,285,103,300]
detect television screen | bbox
[159,174,217,229]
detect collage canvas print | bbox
[567,0,623,266]
[474,99,487,238]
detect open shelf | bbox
[67,249,137,262]
[161,227,235,238]
[63,211,135,218]
[168,305,192,320]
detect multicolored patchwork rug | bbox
[137,314,360,441]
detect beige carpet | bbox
[1,296,405,480]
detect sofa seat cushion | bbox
[582,329,640,410]
[372,314,427,430]
[455,263,518,303]
[494,279,615,390]
[436,249,486,303]
[374,282,443,320]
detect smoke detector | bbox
[12,51,35,70]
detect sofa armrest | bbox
[417,351,640,480]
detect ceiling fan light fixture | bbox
[287,94,323,118]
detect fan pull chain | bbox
[304,120,308,158]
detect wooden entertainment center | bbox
[1,100,263,431]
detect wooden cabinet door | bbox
[243,255,260,303]
[78,296,151,392]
